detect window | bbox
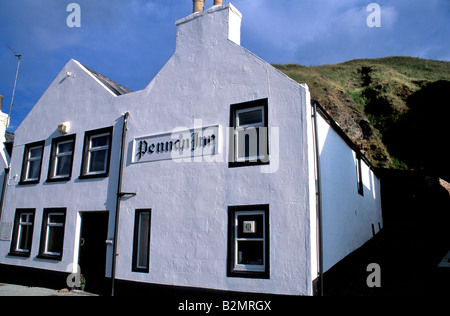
[38,208,66,260]
[80,127,113,178]
[20,141,45,184]
[228,205,269,279]
[356,153,364,196]
[9,209,35,257]
[47,135,75,181]
[132,209,151,273]
[229,99,269,168]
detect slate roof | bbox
[82,64,133,96]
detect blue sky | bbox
[1,0,449,132]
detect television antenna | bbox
[5,45,22,128]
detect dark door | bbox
[78,212,109,295]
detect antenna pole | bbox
[6,45,22,128]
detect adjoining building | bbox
[0,2,382,296]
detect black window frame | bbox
[227,204,270,279]
[132,209,152,273]
[38,208,66,261]
[47,134,76,182]
[9,209,36,257]
[229,98,269,168]
[79,126,113,179]
[19,140,45,185]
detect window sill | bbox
[8,251,31,258]
[227,269,270,279]
[46,177,71,183]
[228,160,270,168]
[78,173,109,180]
[18,180,40,185]
[36,254,62,261]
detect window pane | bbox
[137,213,150,268]
[238,240,264,265]
[237,214,264,238]
[238,109,263,126]
[29,147,42,159]
[236,128,259,159]
[27,160,41,179]
[18,225,32,251]
[91,135,109,148]
[47,226,63,254]
[89,150,107,173]
[48,214,64,224]
[20,214,29,223]
[57,141,73,154]
[56,155,72,176]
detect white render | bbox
[0,3,382,296]
[315,111,383,272]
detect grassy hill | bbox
[274,57,450,179]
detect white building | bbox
[0,2,382,296]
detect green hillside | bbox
[274,57,450,179]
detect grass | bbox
[274,57,450,171]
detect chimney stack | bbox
[0,95,3,111]
[193,0,223,13]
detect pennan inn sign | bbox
[132,125,220,163]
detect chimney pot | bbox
[193,0,205,13]
[193,1,223,13]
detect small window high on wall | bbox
[356,153,364,196]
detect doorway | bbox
[78,212,109,295]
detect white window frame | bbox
[44,212,65,257]
[15,212,34,253]
[234,106,265,162]
[24,145,43,181]
[52,139,74,178]
[86,132,110,175]
[233,210,266,273]
[136,212,150,270]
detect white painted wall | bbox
[0,59,125,276]
[0,4,315,296]
[315,112,383,272]
[114,4,314,296]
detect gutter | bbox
[111,112,131,296]
[312,100,324,296]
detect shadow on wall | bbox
[322,169,450,296]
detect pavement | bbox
[0,283,97,296]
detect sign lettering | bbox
[132,125,220,163]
